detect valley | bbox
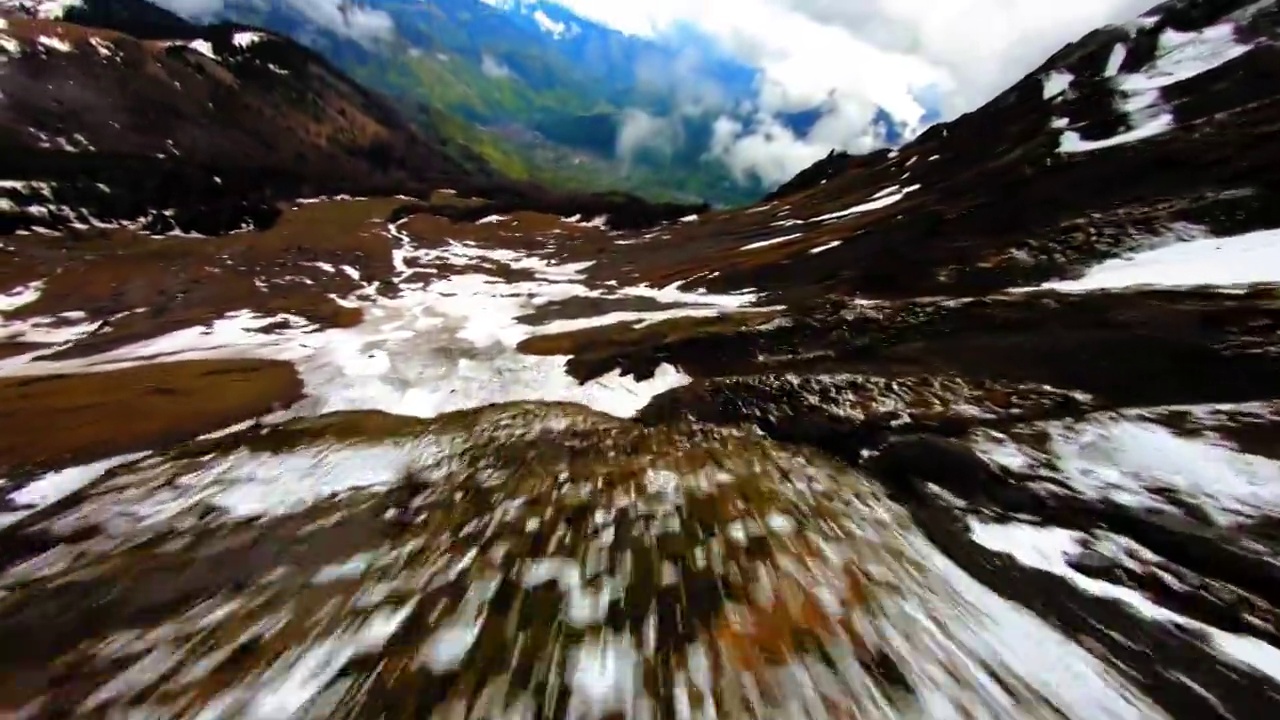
[3,0,1280,718]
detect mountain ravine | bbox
[3,0,1280,717]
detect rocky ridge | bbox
[2,0,1280,718]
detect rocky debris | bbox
[0,404,1172,718]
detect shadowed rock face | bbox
[4,0,1280,717]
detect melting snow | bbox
[2,221,762,423]
[1042,227,1280,290]
[0,280,43,312]
[1059,113,1174,152]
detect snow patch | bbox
[1041,227,1280,290]
[1042,70,1074,100]
[232,31,266,49]
[969,520,1280,684]
[0,452,147,530]
[188,39,216,60]
[811,184,922,223]
[36,34,71,53]
[740,232,803,251]
[972,415,1280,525]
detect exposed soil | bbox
[0,358,302,477]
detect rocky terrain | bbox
[3,0,1280,718]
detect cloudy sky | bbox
[552,0,1159,184]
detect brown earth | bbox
[0,198,403,359]
[0,358,302,477]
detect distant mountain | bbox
[145,0,926,206]
[0,0,701,235]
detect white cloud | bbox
[556,0,1159,185]
[480,51,514,78]
[615,109,682,167]
[154,0,396,44]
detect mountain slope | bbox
[0,0,503,234]
[4,0,1280,718]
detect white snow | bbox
[969,520,1280,684]
[1042,70,1074,100]
[0,452,147,530]
[1104,43,1127,78]
[567,634,643,719]
[1122,22,1253,92]
[203,443,451,518]
[231,31,266,49]
[971,415,1280,525]
[0,280,42,312]
[187,40,216,60]
[1059,20,1253,154]
[36,34,71,53]
[740,232,803,251]
[1058,113,1174,152]
[1,221,763,425]
[532,8,568,38]
[811,184,922,223]
[1042,227,1280,290]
